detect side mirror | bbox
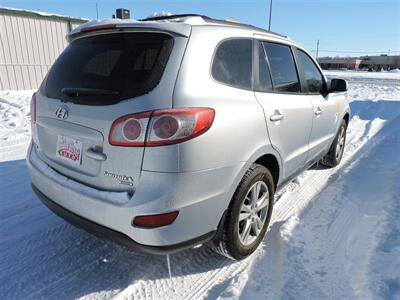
[329,78,348,92]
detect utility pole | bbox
[268,0,273,31]
[96,3,99,19]
[316,39,320,59]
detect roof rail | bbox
[203,17,287,38]
[139,14,287,39]
[139,14,206,22]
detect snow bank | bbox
[0,90,35,162]
[324,69,400,80]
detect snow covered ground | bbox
[324,70,400,88]
[0,90,34,162]
[0,71,399,299]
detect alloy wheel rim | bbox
[238,181,269,246]
[335,126,345,160]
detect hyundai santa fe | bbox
[27,14,350,260]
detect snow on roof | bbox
[146,11,173,19]
[0,6,88,23]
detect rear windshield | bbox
[45,32,174,105]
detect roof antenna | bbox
[268,0,273,30]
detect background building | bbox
[318,55,400,71]
[0,7,87,90]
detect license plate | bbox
[56,135,83,166]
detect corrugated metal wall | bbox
[0,10,85,90]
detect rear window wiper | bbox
[61,87,119,97]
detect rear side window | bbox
[46,32,174,105]
[257,41,273,92]
[211,39,252,90]
[295,48,325,93]
[263,42,300,93]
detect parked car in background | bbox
[27,14,349,260]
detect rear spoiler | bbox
[67,19,191,42]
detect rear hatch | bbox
[34,30,188,192]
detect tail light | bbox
[30,93,37,124]
[109,108,215,146]
[109,111,152,146]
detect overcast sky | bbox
[1,0,399,57]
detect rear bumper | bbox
[32,184,216,254]
[27,142,241,252]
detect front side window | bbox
[263,42,300,93]
[295,49,325,93]
[211,39,252,90]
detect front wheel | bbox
[213,164,274,260]
[321,119,347,167]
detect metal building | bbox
[318,55,400,71]
[0,7,87,90]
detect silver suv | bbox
[27,14,349,260]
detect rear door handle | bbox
[315,107,323,116]
[270,110,284,122]
[86,147,107,161]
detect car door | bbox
[294,48,339,161]
[253,38,313,180]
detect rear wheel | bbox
[213,164,274,260]
[321,119,347,167]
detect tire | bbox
[213,164,274,260]
[321,119,347,167]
